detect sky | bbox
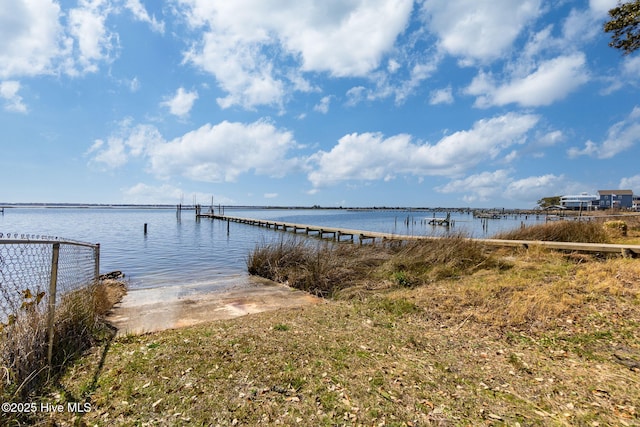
[1,0,639,208]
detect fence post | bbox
[94,243,100,281]
[47,243,60,366]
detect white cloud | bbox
[67,0,119,74]
[123,183,185,204]
[0,0,64,78]
[437,170,511,202]
[620,175,640,194]
[0,80,27,113]
[504,174,564,201]
[307,112,539,187]
[88,119,301,183]
[263,193,278,199]
[86,138,127,169]
[563,0,618,43]
[437,170,564,204]
[86,120,164,169]
[314,96,332,114]
[148,120,299,182]
[536,130,564,147]
[568,106,640,159]
[161,87,199,117]
[421,0,542,64]
[346,86,367,106]
[124,0,164,33]
[122,183,235,205]
[178,0,414,109]
[466,54,589,108]
[429,86,453,105]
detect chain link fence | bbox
[0,233,100,324]
[0,233,101,398]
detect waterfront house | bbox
[598,190,633,209]
[559,193,598,210]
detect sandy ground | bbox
[106,275,323,336]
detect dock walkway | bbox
[198,213,640,256]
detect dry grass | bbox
[43,249,640,426]
[0,278,125,424]
[492,219,610,243]
[247,235,506,297]
[32,241,640,426]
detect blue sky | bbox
[1,0,639,208]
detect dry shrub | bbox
[247,235,502,296]
[493,220,609,243]
[0,279,124,406]
[383,235,504,285]
[603,220,628,238]
[247,238,392,297]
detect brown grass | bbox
[0,278,125,420]
[492,219,610,243]
[247,235,506,297]
[43,248,640,425]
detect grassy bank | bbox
[0,278,125,425]
[35,222,640,426]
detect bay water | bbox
[0,207,545,292]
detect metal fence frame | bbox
[0,233,100,364]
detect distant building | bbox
[633,195,640,211]
[560,193,598,210]
[598,190,634,209]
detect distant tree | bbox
[537,196,561,209]
[604,1,640,54]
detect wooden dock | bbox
[198,213,640,256]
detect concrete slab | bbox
[106,275,323,336]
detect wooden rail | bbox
[198,213,640,256]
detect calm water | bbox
[0,207,545,291]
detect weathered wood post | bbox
[47,243,60,366]
[94,243,100,281]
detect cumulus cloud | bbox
[563,0,618,43]
[620,175,640,194]
[466,54,589,108]
[568,106,640,159]
[88,119,301,182]
[314,96,332,114]
[148,120,300,182]
[307,112,539,187]
[504,174,564,201]
[178,0,413,109]
[0,80,27,113]
[429,86,453,105]
[421,0,542,64]
[161,87,199,117]
[67,0,119,74]
[86,121,164,169]
[437,170,564,204]
[437,170,511,202]
[0,0,164,79]
[0,0,64,78]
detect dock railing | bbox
[0,233,100,368]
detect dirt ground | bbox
[105,275,323,335]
